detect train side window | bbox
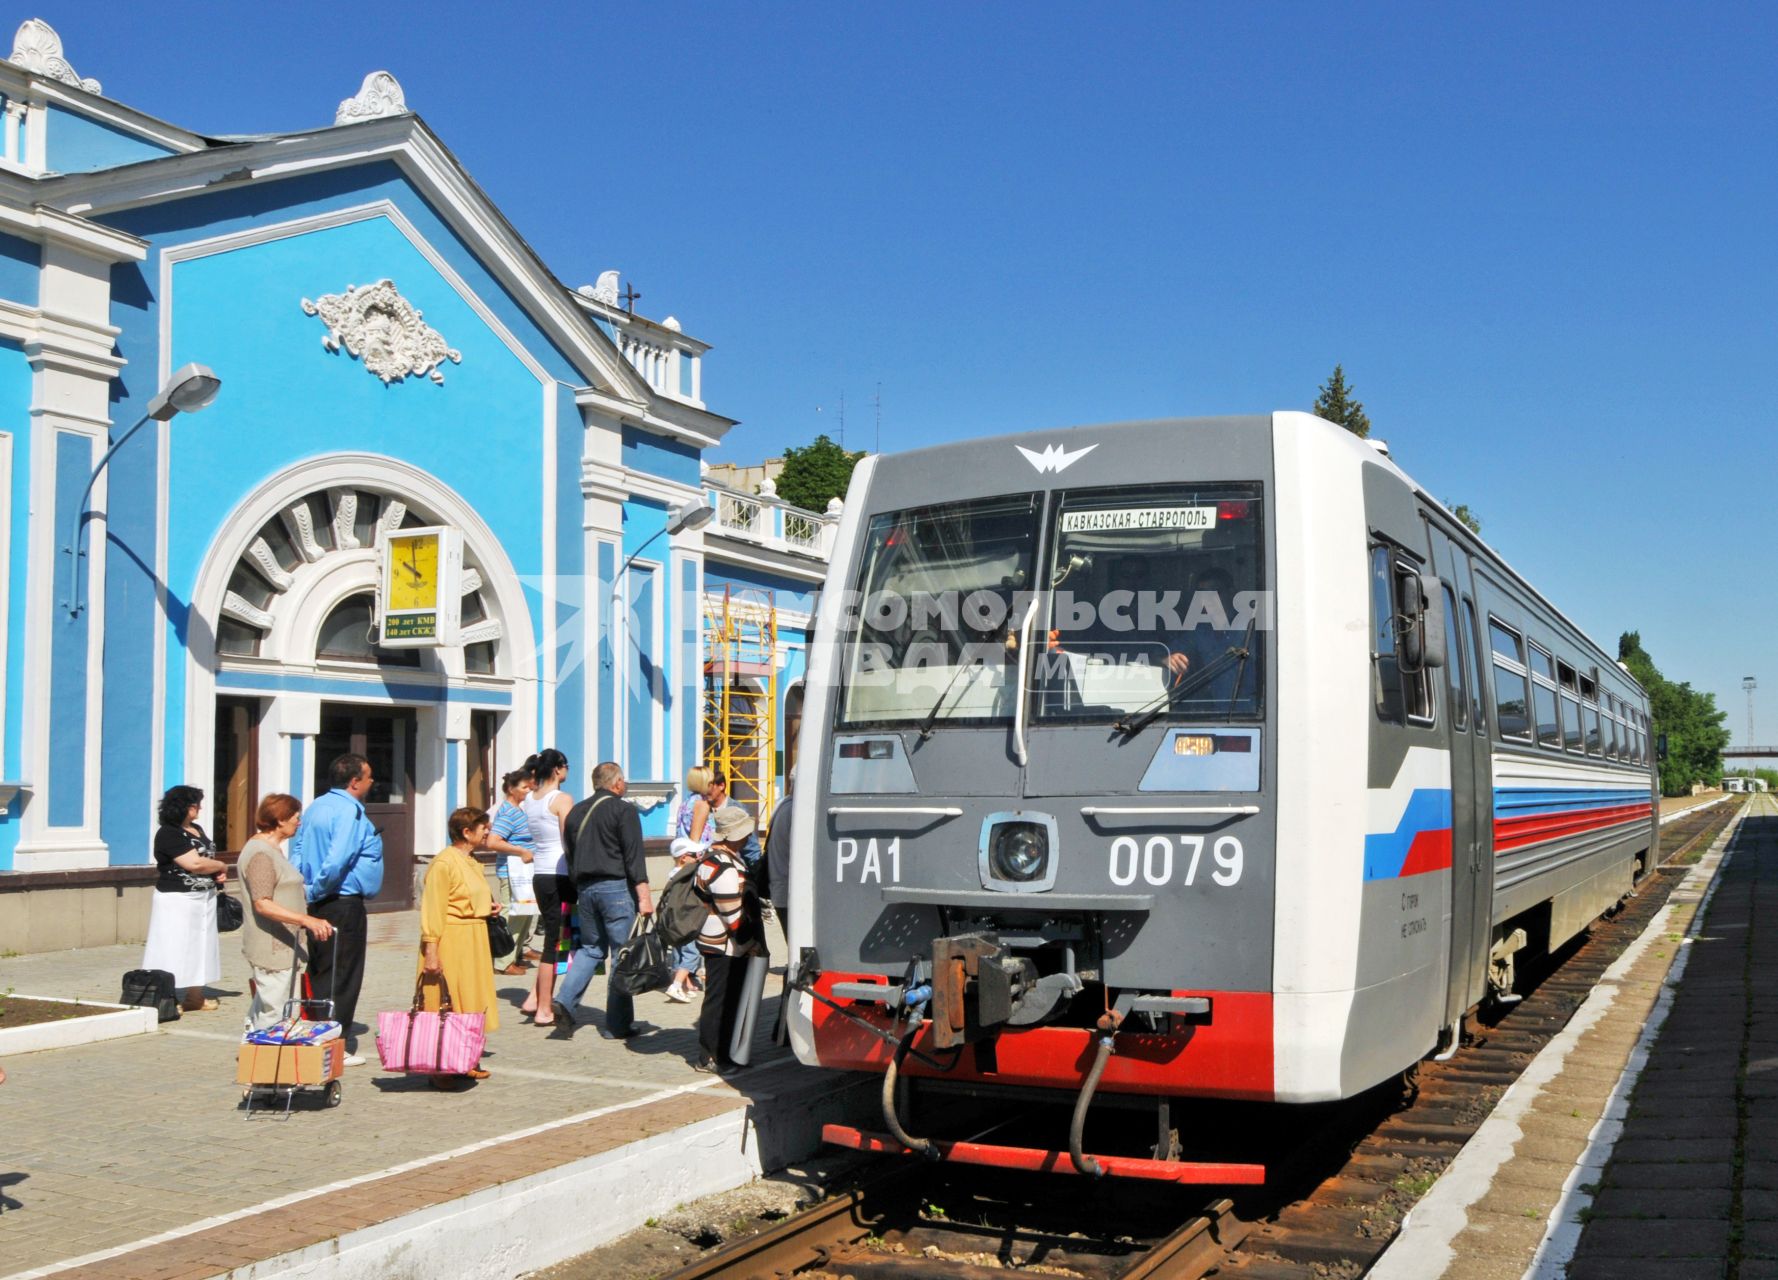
[1441,584,1468,731]
[1488,617,1531,741]
[1370,548,1433,725]
[1528,642,1561,750]
[1561,692,1584,752]
[1463,598,1486,732]
[1556,660,1583,753]
[1607,715,1620,760]
[1584,704,1603,756]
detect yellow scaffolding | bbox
[701,586,779,824]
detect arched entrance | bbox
[187,456,536,906]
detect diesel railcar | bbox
[783,413,1656,1174]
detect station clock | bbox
[379,525,462,647]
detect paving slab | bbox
[0,908,873,1279]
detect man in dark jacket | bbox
[554,762,655,1038]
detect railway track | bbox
[665,797,1743,1280]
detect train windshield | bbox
[1036,483,1265,721]
[839,493,1041,727]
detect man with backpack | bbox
[554,762,655,1039]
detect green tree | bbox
[1313,364,1371,438]
[1444,501,1483,535]
[775,434,864,513]
[1618,631,1731,796]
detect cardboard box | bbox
[235,1039,344,1086]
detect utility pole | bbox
[1745,675,1758,750]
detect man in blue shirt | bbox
[293,752,383,1064]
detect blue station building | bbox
[0,21,829,936]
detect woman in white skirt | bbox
[141,785,228,1013]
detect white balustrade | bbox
[705,486,834,559]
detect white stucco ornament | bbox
[10,19,100,94]
[578,271,621,307]
[335,70,408,125]
[301,280,462,385]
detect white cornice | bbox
[701,532,829,584]
[0,201,145,261]
[0,63,206,155]
[575,384,733,449]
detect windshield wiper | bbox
[916,658,985,741]
[1112,640,1252,739]
[1223,617,1258,722]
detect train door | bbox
[1430,528,1494,1025]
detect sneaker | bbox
[342,1053,367,1068]
[664,983,692,1004]
[691,1056,722,1074]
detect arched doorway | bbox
[189,456,536,905]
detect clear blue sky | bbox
[42,1,1778,734]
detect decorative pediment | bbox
[10,19,100,94]
[335,71,407,125]
[300,279,461,385]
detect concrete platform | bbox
[1373,793,1758,1280]
[0,911,873,1280]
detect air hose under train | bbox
[883,992,935,1155]
[1069,1010,1122,1178]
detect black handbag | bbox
[485,913,514,959]
[120,968,181,1022]
[611,914,672,996]
[216,891,244,933]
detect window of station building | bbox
[1527,642,1560,749]
[317,593,420,667]
[1488,616,1531,741]
[1371,548,1433,725]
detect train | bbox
[781,412,1657,1178]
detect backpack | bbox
[656,857,715,949]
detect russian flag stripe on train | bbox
[1363,788,1454,881]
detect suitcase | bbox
[120,968,181,1022]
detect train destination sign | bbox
[1060,506,1218,533]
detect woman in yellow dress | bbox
[419,807,501,1085]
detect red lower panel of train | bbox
[808,972,1275,1101]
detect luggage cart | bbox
[242,972,345,1118]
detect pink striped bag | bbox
[377,973,486,1075]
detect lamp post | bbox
[608,497,715,767]
[62,363,221,616]
[609,497,715,624]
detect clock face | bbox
[387,533,440,611]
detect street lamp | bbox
[607,498,715,764]
[610,498,714,613]
[63,363,222,616]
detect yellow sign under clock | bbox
[378,525,462,648]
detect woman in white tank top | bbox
[518,750,573,1025]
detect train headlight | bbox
[992,824,1048,882]
[979,812,1059,892]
